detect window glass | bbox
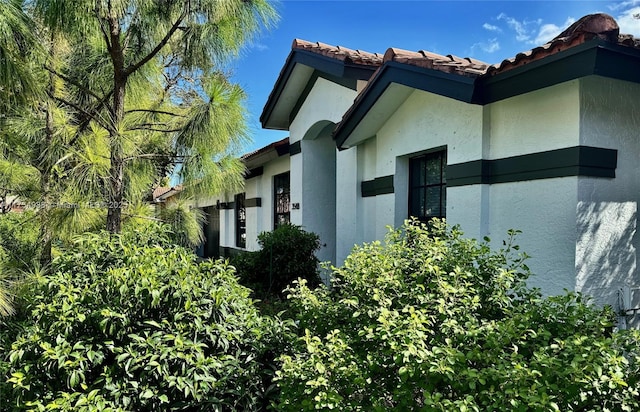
[235,193,246,248]
[408,150,446,221]
[273,172,290,229]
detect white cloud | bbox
[497,13,531,42]
[608,0,640,11]
[482,23,502,32]
[533,17,576,44]
[471,38,500,54]
[252,43,269,52]
[617,6,640,36]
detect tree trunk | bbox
[39,100,54,268]
[106,78,125,233]
[106,10,126,234]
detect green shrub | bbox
[0,224,291,411]
[275,219,640,411]
[232,224,321,299]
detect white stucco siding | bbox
[258,154,291,236]
[289,77,358,143]
[336,147,359,265]
[486,80,580,159]
[576,76,640,312]
[488,177,579,296]
[356,138,379,245]
[376,89,484,171]
[367,89,484,239]
[447,185,490,241]
[288,77,358,269]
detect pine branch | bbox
[50,93,112,133]
[124,9,187,76]
[125,109,186,117]
[126,126,183,133]
[44,65,104,102]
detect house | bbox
[192,137,291,259]
[204,14,640,323]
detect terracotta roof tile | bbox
[241,136,289,161]
[383,48,489,77]
[299,14,639,83]
[292,39,383,66]
[487,13,636,76]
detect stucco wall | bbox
[289,77,358,269]
[577,76,640,320]
[487,178,579,296]
[246,154,291,251]
[355,89,484,243]
[194,154,291,254]
[482,80,582,296]
[348,81,588,297]
[485,80,581,159]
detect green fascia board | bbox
[260,49,378,129]
[336,39,640,150]
[335,62,476,149]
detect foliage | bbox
[0,0,40,110]
[156,198,205,249]
[0,211,40,317]
[232,224,321,299]
[0,225,291,411]
[1,0,279,253]
[275,219,640,411]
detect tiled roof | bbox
[383,48,489,77]
[296,13,638,81]
[241,136,289,161]
[291,39,384,66]
[487,13,635,76]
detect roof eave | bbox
[260,49,379,130]
[336,38,640,150]
[335,62,477,150]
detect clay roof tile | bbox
[292,38,383,66]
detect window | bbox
[409,150,446,221]
[274,172,290,229]
[235,193,246,248]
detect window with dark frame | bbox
[273,172,290,229]
[235,193,246,248]
[408,150,446,221]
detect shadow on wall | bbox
[575,201,638,323]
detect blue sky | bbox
[230,0,640,153]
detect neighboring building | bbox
[192,137,291,259]
[249,13,640,321]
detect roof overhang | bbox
[335,62,476,149]
[260,49,378,130]
[335,38,640,150]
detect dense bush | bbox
[275,219,640,411]
[232,224,321,298]
[0,224,291,411]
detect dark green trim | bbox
[336,39,640,150]
[447,146,617,187]
[290,140,301,156]
[246,197,262,207]
[261,49,378,129]
[290,72,357,124]
[275,142,290,157]
[477,40,598,104]
[335,61,476,149]
[361,175,394,197]
[245,167,263,180]
[218,201,234,210]
[219,246,243,258]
